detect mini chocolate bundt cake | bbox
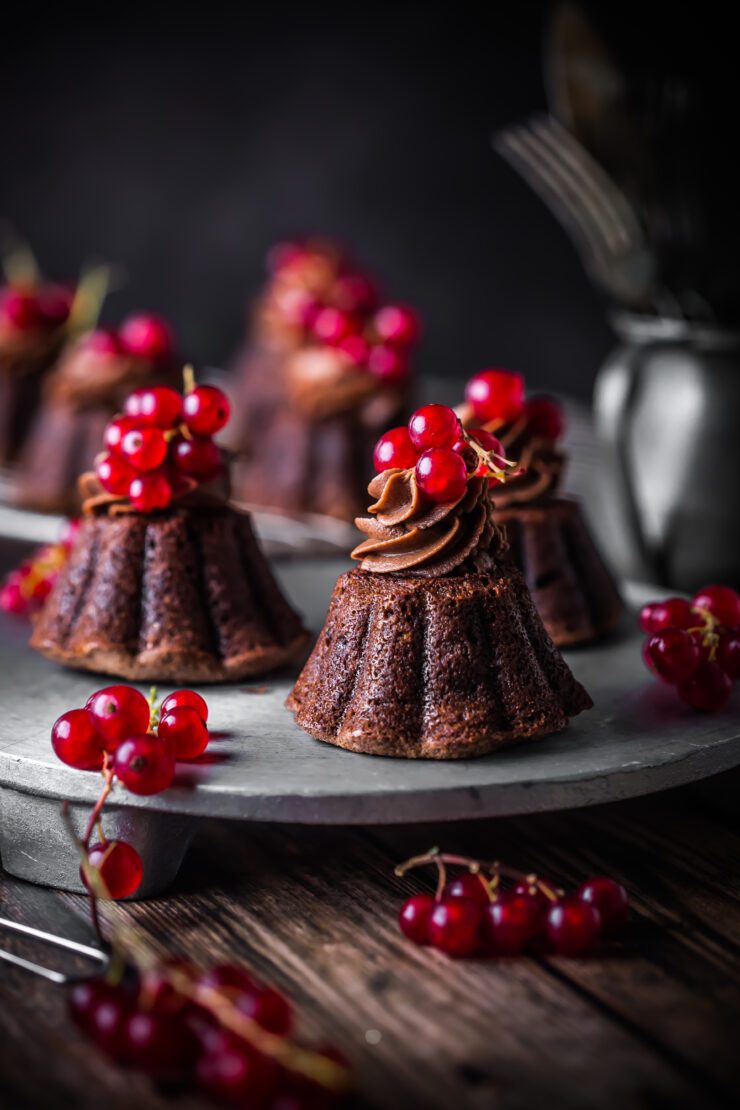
[288,418,592,759]
[0,277,75,466]
[15,316,179,515]
[459,369,624,646]
[227,239,419,521]
[31,378,309,681]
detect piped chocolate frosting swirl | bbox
[457,403,565,507]
[79,466,230,517]
[352,469,503,577]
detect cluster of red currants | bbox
[51,685,211,898]
[96,377,231,513]
[79,312,174,364]
[269,240,419,386]
[641,584,740,711]
[0,519,78,616]
[464,367,565,439]
[0,280,73,333]
[69,960,349,1106]
[373,403,511,504]
[396,850,628,958]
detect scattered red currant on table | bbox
[0,519,78,618]
[640,584,740,711]
[96,368,230,513]
[394,848,629,959]
[67,956,350,1102]
[372,403,517,502]
[49,685,213,899]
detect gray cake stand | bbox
[1,559,739,897]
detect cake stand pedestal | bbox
[2,560,739,898]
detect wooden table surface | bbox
[2,778,740,1110]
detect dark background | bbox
[1,5,732,398]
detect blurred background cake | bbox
[14,313,178,515]
[226,239,420,520]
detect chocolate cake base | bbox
[496,498,624,647]
[31,505,309,681]
[287,567,592,759]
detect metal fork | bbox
[494,113,657,309]
[0,914,110,984]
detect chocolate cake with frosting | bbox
[15,319,179,514]
[0,278,75,466]
[458,371,624,646]
[227,239,419,521]
[288,405,592,758]
[31,378,309,681]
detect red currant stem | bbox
[433,855,448,901]
[461,428,518,482]
[147,685,159,731]
[394,849,561,902]
[81,759,116,850]
[182,363,196,394]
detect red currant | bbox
[82,982,134,1058]
[545,897,601,956]
[158,706,209,760]
[373,427,419,472]
[1,290,42,331]
[428,898,481,957]
[367,343,409,384]
[129,471,172,512]
[83,839,144,900]
[197,963,257,995]
[196,1038,277,1105]
[691,584,740,627]
[182,384,231,437]
[96,453,137,496]
[79,328,124,356]
[124,1009,193,1077]
[482,893,542,954]
[124,386,182,429]
[336,333,370,365]
[118,313,174,362]
[68,978,124,1034]
[121,427,168,471]
[333,272,377,313]
[51,708,104,770]
[443,873,490,905]
[644,628,700,683]
[86,685,151,750]
[465,369,525,424]
[160,688,208,723]
[311,306,359,345]
[398,894,435,944]
[103,415,137,454]
[577,877,629,931]
[37,285,72,325]
[415,448,468,503]
[524,395,565,441]
[172,435,222,480]
[277,287,321,329]
[0,580,25,614]
[234,984,294,1035]
[677,660,733,712]
[408,404,459,450]
[114,735,175,795]
[718,629,740,680]
[373,303,419,347]
[639,598,695,634]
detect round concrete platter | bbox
[1,559,739,896]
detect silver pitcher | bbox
[594,313,740,591]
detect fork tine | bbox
[0,915,109,983]
[511,124,631,257]
[495,126,614,281]
[530,115,644,248]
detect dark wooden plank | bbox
[2,789,739,1109]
